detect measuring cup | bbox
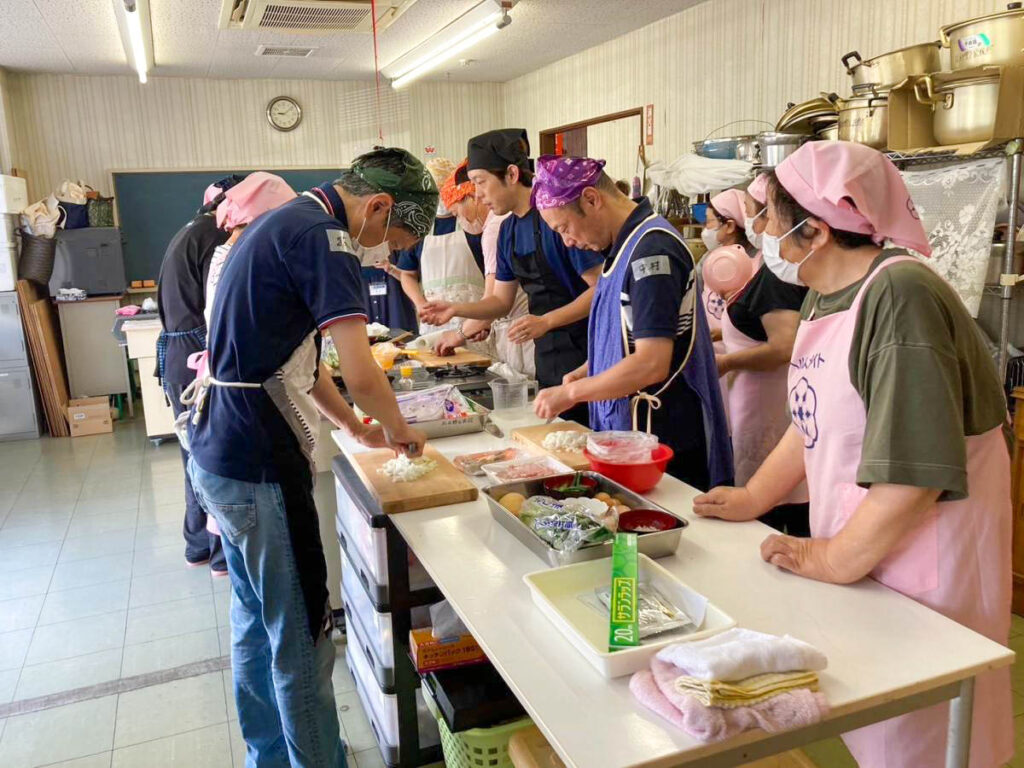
[488,378,538,410]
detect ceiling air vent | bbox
[256,45,317,57]
[219,0,417,34]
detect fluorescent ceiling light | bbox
[126,6,148,83]
[383,0,510,89]
[118,0,151,84]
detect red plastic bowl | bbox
[583,444,674,493]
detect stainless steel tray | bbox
[483,471,687,567]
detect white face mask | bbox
[701,226,720,252]
[762,218,815,286]
[744,208,766,249]
[355,203,393,249]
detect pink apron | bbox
[721,294,807,502]
[788,255,1012,768]
[702,284,731,429]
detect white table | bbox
[333,429,1013,768]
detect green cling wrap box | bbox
[609,532,640,650]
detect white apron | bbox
[418,227,485,336]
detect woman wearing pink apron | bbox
[704,244,809,536]
[700,189,757,427]
[695,141,1012,768]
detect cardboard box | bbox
[887,65,1024,155]
[410,628,487,673]
[67,396,113,437]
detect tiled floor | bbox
[0,418,1021,767]
[0,420,384,767]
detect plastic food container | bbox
[542,473,600,500]
[481,455,572,485]
[346,633,440,761]
[583,443,674,493]
[585,431,658,464]
[341,549,430,688]
[522,554,736,678]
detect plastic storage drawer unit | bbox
[341,549,430,689]
[346,632,439,765]
[335,478,434,605]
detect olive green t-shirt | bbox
[800,250,1006,501]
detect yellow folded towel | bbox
[673,671,819,709]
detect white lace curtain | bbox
[900,156,1007,317]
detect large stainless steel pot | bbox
[836,95,889,149]
[941,2,1024,70]
[914,73,1001,145]
[756,132,807,167]
[816,125,839,141]
[841,41,941,89]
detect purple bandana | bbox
[531,154,607,210]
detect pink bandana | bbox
[775,141,931,256]
[216,172,296,231]
[747,173,768,205]
[531,155,607,210]
[710,189,746,225]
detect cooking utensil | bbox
[841,41,941,90]
[511,421,592,471]
[693,119,773,159]
[914,72,1001,145]
[756,132,808,168]
[489,378,537,411]
[816,124,840,141]
[941,2,1024,71]
[775,94,840,134]
[482,472,687,567]
[349,445,478,515]
[404,346,493,369]
[836,94,890,149]
[618,509,683,533]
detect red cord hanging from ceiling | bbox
[370,0,385,145]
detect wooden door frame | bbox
[539,108,644,156]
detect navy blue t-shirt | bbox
[189,184,366,482]
[495,208,603,295]
[395,215,457,271]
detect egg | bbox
[498,492,527,516]
[612,503,631,515]
[594,492,612,503]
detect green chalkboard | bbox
[112,168,340,281]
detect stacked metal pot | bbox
[835,41,942,149]
[832,3,1024,149]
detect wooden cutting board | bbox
[350,445,479,514]
[405,346,493,369]
[511,421,592,471]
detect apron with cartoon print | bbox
[788,255,1012,768]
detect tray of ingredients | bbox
[483,471,687,566]
[523,553,735,678]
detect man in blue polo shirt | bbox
[419,130,603,426]
[530,155,732,492]
[187,148,435,768]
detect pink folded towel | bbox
[629,657,828,742]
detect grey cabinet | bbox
[0,368,38,437]
[0,291,40,441]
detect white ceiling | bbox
[0,0,696,82]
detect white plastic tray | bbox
[523,554,735,678]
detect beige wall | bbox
[502,0,1007,180]
[0,69,18,176]
[6,73,503,199]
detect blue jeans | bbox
[188,460,347,768]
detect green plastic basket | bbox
[437,712,533,768]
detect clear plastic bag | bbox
[429,600,468,640]
[589,582,696,640]
[586,431,658,464]
[518,496,614,553]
